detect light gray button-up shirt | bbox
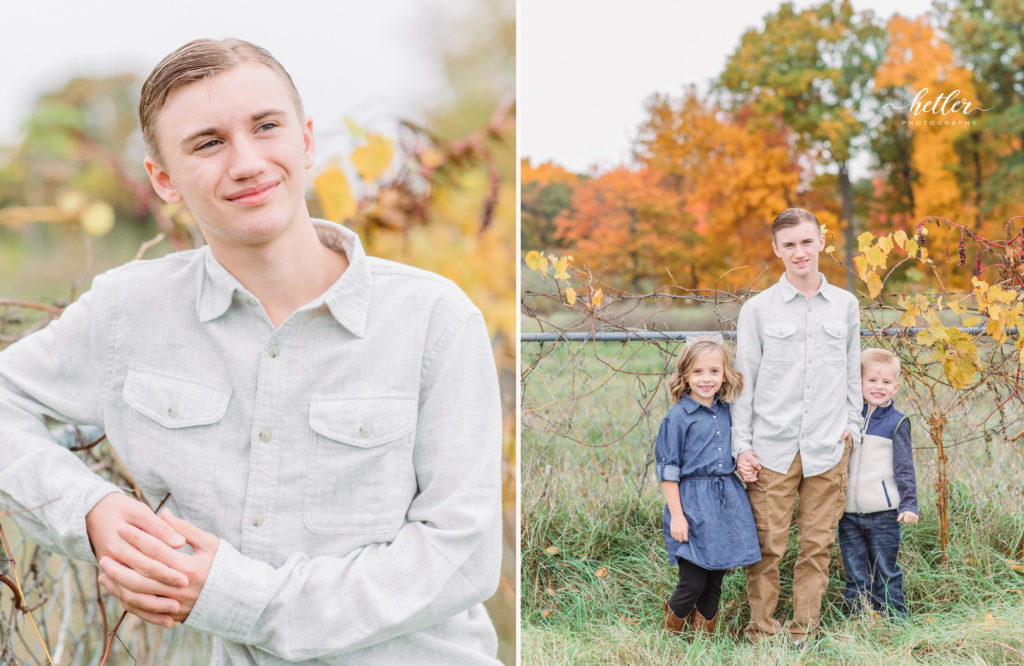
[730,273,862,477]
[0,220,502,664]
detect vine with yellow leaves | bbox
[523,216,1024,563]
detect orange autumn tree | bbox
[554,168,706,290]
[634,88,807,289]
[521,158,578,252]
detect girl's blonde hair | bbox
[667,338,743,403]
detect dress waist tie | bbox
[681,474,731,510]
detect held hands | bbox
[897,511,919,525]
[669,514,689,542]
[87,495,218,627]
[736,450,760,483]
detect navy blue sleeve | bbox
[655,411,683,482]
[892,417,918,514]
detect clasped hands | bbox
[86,493,219,628]
[736,429,853,483]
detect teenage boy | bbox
[0,39,502,664]
[839,348,918,619]
[731,207,862,645]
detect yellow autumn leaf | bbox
[857,231,875,251]
[595,567,608,578]
[565,287,577,305]
[553,256,570,281]
[866,273,883,298]
[591,289,604,308]
[942,328,979,389]
[313,164,357,223]
[853,256,868,279]
[57,191,88,215]
[878,235,894,255]
[524,250,543,272]
[948,299,965,315]
[343,117,368,140]
[906,238,919,257]
[419,147,445,169]
[865,246,885,270]
[80,201,115,237]
[893,229,908,249]
[825,245,835,254]
[544,545,560,555]
[963,316,982,327]
[351,134,395,183]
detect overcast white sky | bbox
[0,0,471,168]
[520,0,936,174]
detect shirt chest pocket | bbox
[819,321,848,363]
[762,323,799,363]
[304,394,418,535]
[121,368,231,519]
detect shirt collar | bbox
[196,219,372,337]
[862,399,895,419]
[778,272,832,302]
[681,393,723,414]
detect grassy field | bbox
[521,339,1024,665]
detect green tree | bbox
[936,0,1024,221]
[718,0,886,288]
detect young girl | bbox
[656,337,761,637]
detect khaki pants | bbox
[744,442,851,641]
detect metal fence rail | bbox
[520,329,1023,519]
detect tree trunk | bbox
[840,161,856,292]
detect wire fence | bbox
[520,329,1024,521]
[0,426,210,665]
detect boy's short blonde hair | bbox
[861,347,901,375]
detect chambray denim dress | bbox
[655,394,761,570]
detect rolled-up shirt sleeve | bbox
[655,413,683,482]
[184,312,502,661]
[0,280,123,564]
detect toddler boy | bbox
[839,348,918,619]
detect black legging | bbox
[668,557,725,619]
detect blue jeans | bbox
[837,510,906,618]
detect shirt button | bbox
[244,296,255,306]
[712,415,717,419]
[167,407,179,419]
[251,515,263,527]
[258,429,272,443]
[359,425,372,437]
[268,344,280,358]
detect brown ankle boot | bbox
[691,607,718,637]
[662,599,690,635]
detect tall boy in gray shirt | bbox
[0,38,502,664]
[732,208,862,644]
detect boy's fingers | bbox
[130,509,186,549]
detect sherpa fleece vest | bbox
[845,402,908,514]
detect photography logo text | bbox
[885,87,995,127]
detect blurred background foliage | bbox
[521,0,1023,302]
[0,0,515,662]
